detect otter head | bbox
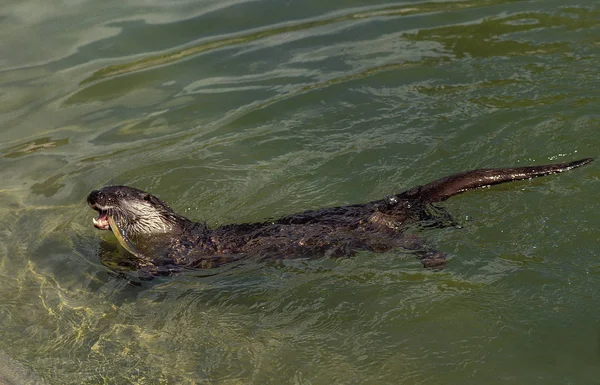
[87,186,186,237]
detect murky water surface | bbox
[1,0,599,383]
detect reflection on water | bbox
[0,0,599,383]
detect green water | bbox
[1,0,599,383]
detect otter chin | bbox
[88,158,593,274]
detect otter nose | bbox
[87,190,104,205]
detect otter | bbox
[88,158,593,274]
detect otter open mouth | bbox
[89,201,111,230]
[87,189,115,231]
[92,212,111,230]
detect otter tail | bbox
[397,158,593,203]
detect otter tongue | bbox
[93,214,110,230]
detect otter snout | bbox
[87,190,104,207]
[88,189,112,230]
[87,187,121,209]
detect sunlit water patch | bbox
[0,0,598,383]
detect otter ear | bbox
[143,194,153,202]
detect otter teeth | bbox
[93,215,110,230]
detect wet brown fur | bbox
[88,158,593,274]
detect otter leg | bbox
[417,249,446,269]
[400,233,446,269]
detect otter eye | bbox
[144,194,152,202]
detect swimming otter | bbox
[88,158,593,274]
